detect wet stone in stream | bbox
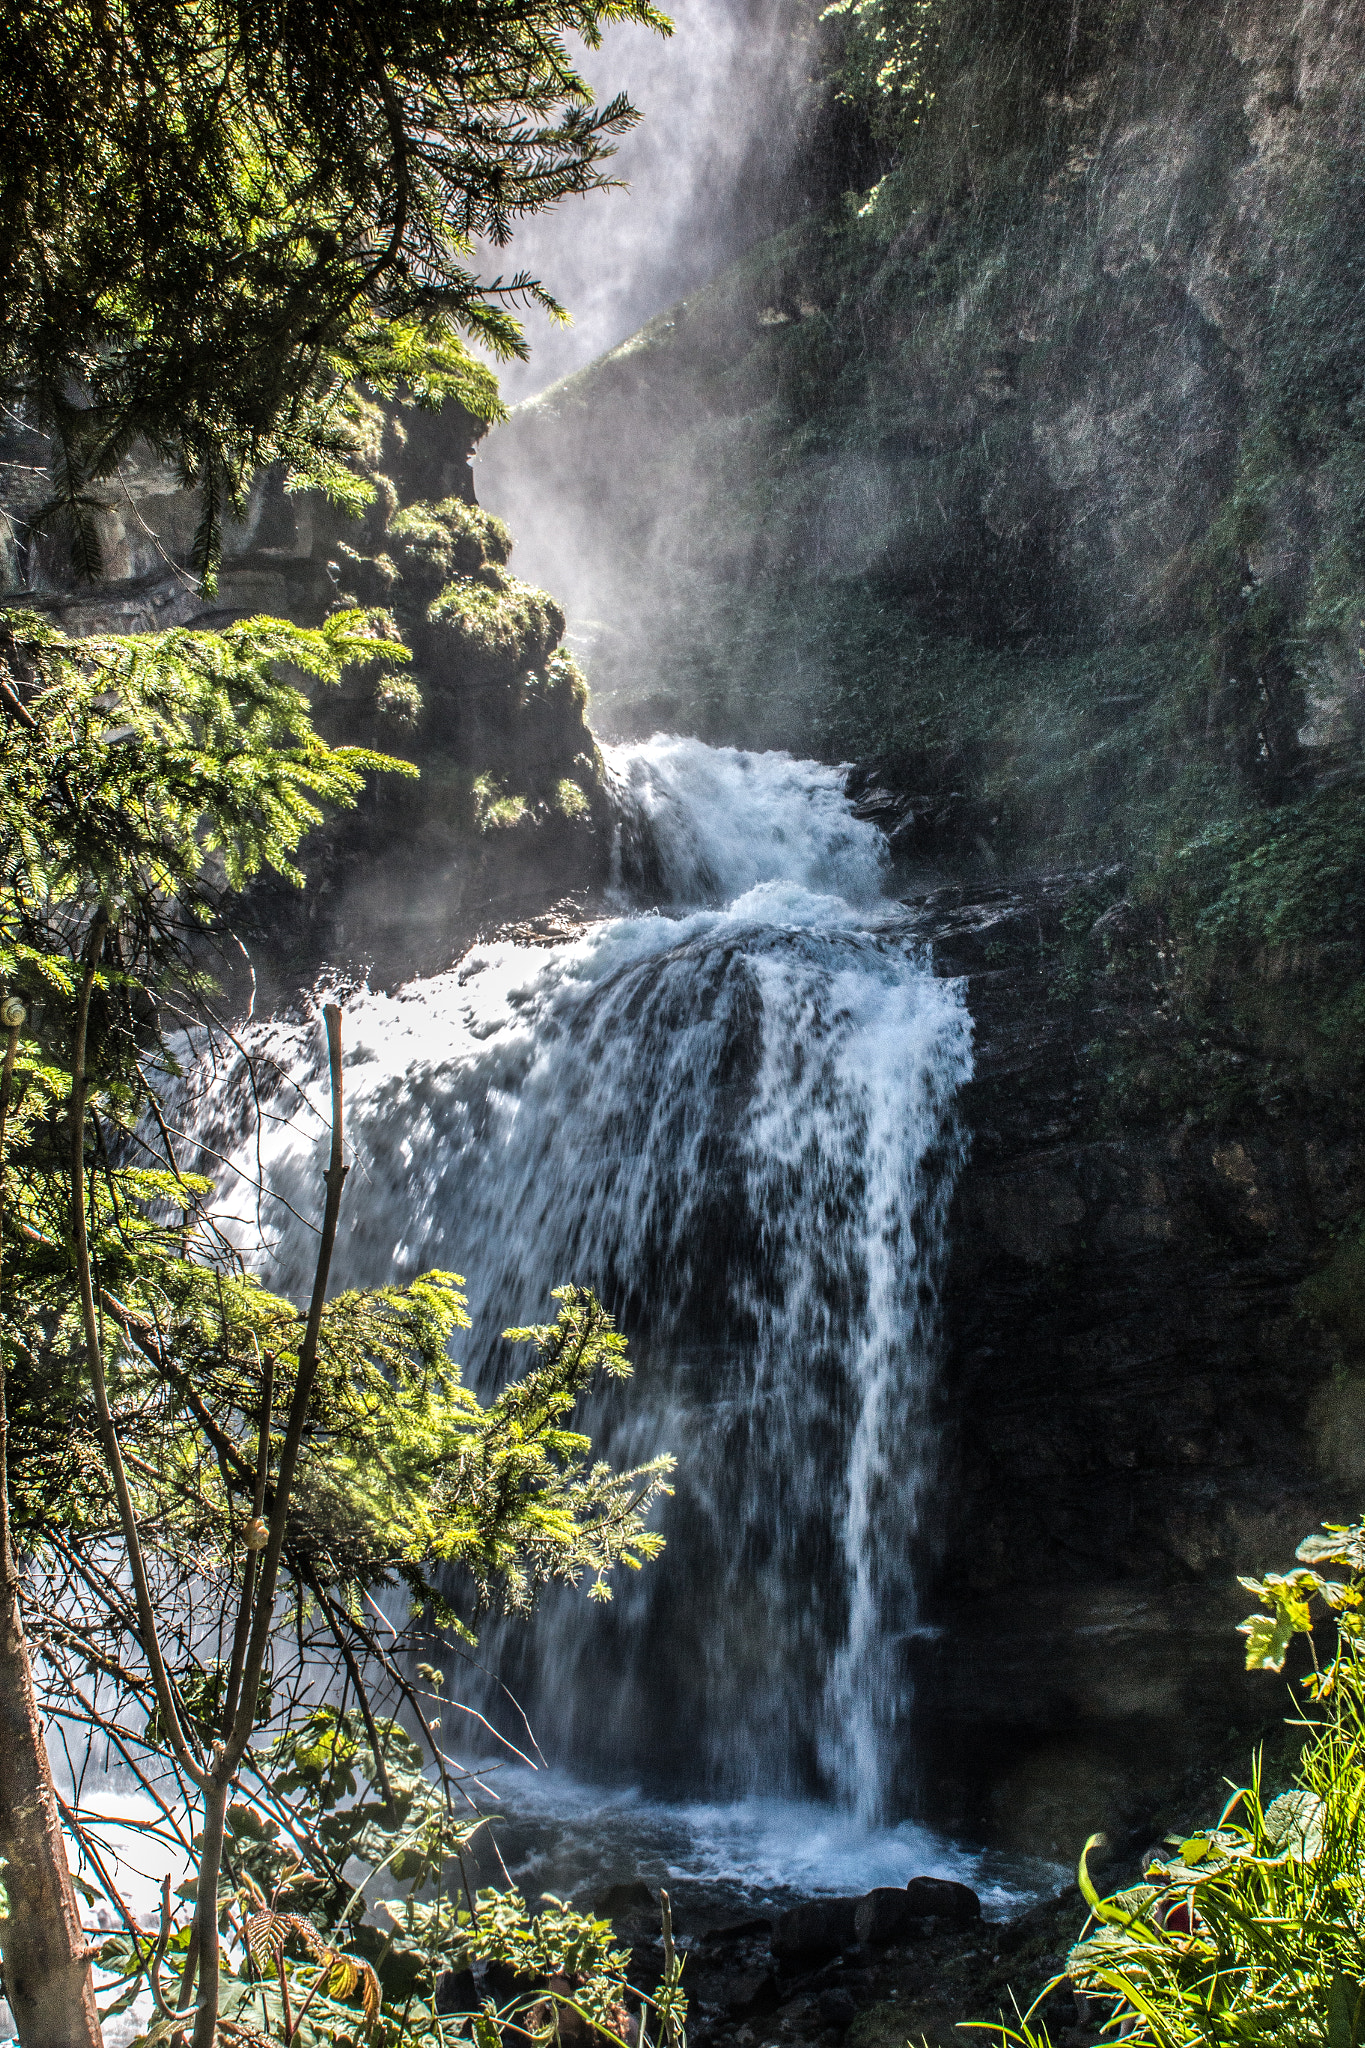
[593,1874,1110,2048]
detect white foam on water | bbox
[471,1769,1060,1919]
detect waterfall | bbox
[181,738,972,1825]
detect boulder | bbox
[817,1988,857,2031]
[724,1970,779,2018]
[854,1889,925,1947]
[594,1879,658,1922]
[771,1897,861,1965]
[701,1916,774,1945]
[434,1969,478,2016]
[904,1877,982,1924]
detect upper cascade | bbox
[606,735,890,910]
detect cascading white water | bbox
[180,738,972,1825]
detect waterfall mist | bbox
[467,0,820,679]
[179,741,972,1829]
[484,0,814,406]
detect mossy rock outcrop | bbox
[0,401,613,990]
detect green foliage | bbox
[390,501,515,586]
[1174,786,1365,958]
[821,0,939,144]
[385,493,566,679]
[0,604,418,1549]
[95,1706,687,2048]
[971,1514,1365,2048]
[555,778,591,819]
[0,596,671,2048]
[0,606,413,915]
[0,0,672,576]
[427,575,566,669]
[471,773,531,832]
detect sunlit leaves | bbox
[821,0,939,142]
[973,1515,1365,2048]
[1238,1517,1365,1689]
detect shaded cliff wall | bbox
[904,870,1361,1857]
[0,402,613,990]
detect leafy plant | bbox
[969,1514,1365,2048]
[90,1703,687,2048]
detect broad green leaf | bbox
[1262,1789,1326,1861]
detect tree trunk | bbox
[0,1562,103,2048]
[189,1778,229,2048]
[0,1005,102,2048]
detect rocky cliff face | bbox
[480,0,1365,801]
[907,866,1360,1856]
[0,402,614,990]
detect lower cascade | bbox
[183,737,973,1830]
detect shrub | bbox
[974,1514,1365,2048]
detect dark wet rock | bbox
[595,1879,658,1923]
[483,1960,545,2006]
[698,1917,774,1948]
[815,1988,857,2031]
[1087,898,1152,954]
[722,1970,779,2018]
[773,1995,820,2037]
[849,786,909,822]
[905,870,1364,1859]
[855,1889,927,1946]
[903,1878,982,1925]
[997,1889,1083,1957]
[435,1969,479,2015]
[625,1944,663,1995]
[771,1898,861,1965]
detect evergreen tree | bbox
[0,0,669,579]
[0,611,672,2048]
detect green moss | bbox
[375,672,423,722]
[554,777,590,819]
[389,495,513,585]
[427,571,564,667]
[471,772,530,831]
[545,648,590,716]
